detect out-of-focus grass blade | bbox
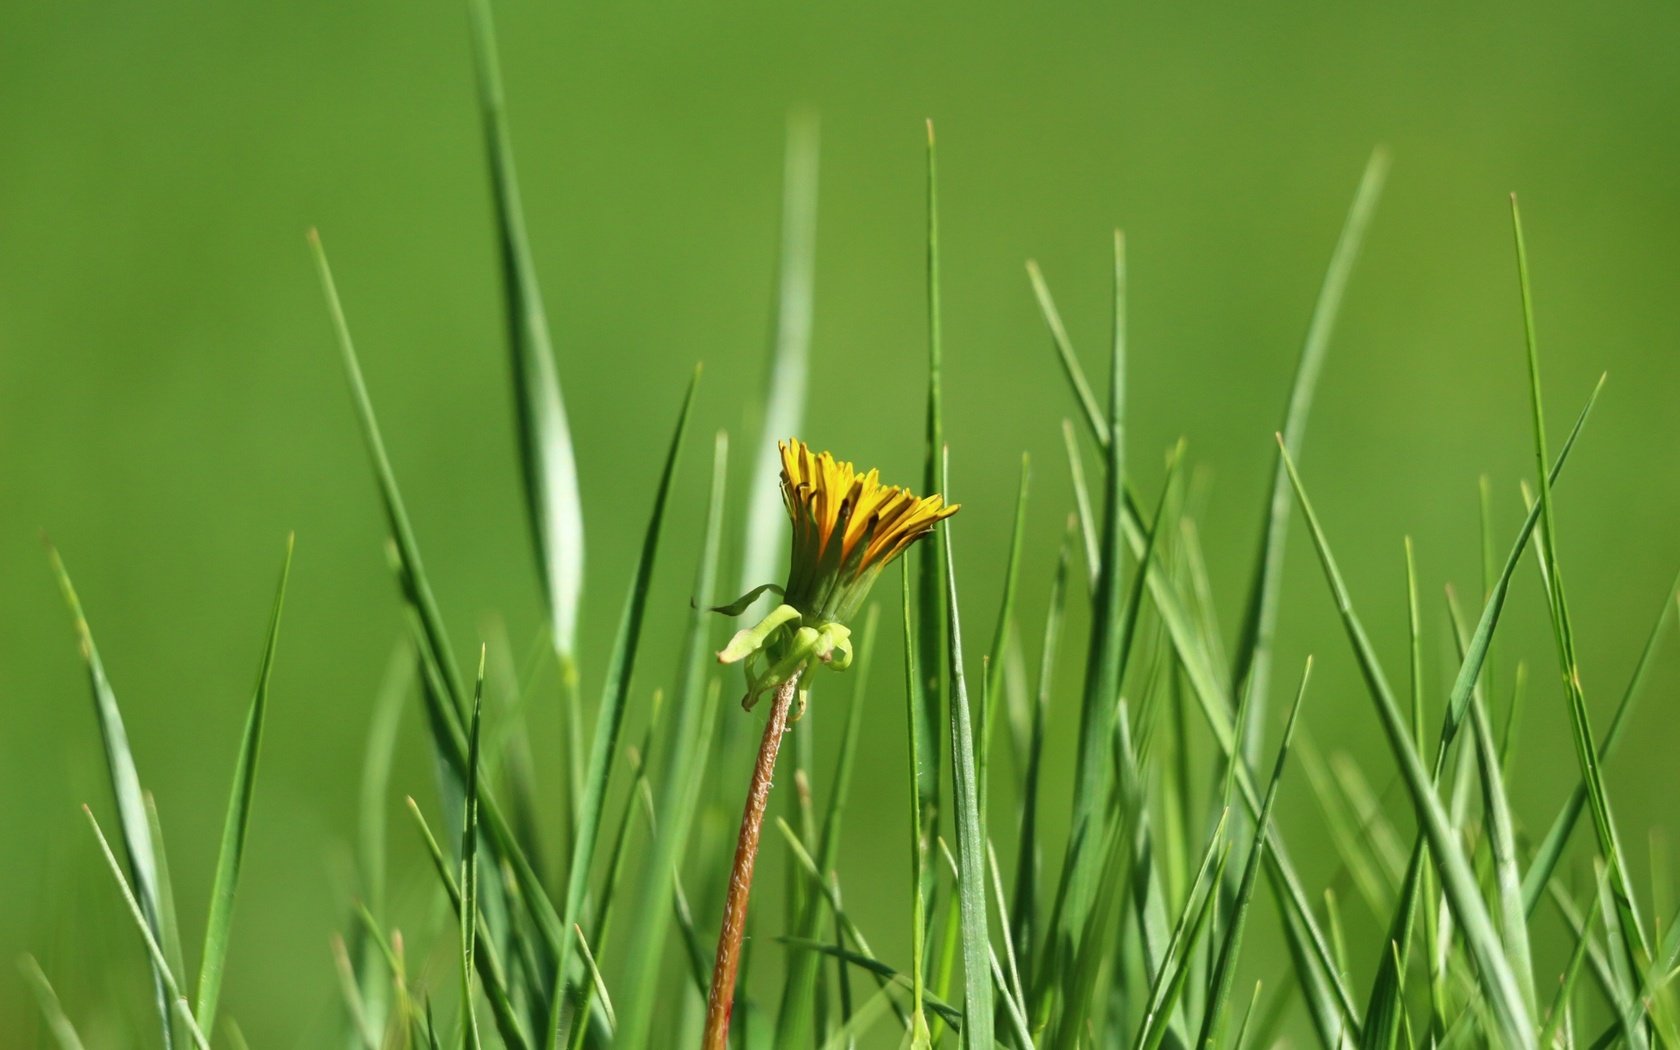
[900,567,932,1046]
[1136,838,1230,1050]
[941,518,995,1050]
[1230,148,1389,760]
[553,369,700,1037]
[1026,259,1104,437]
[1060,420,1100,586]
[738,114,819,609]
[1594,858,1650,1049]
[1278,441,1536,1047]
[615,431,729,1049]
[572,925,615,1033]
[815,985,895,1050]
[1540,881,1601,1049]
[82,808,211,1050]
[459,650,487,1050]
[142,793,188,1050]
[777,940,964,1028]
[196,534,293,1034]
[1199,660,1309,1049]
[1511,196,1650,980]
[916,119,950,859]
[464,0,585,662]
[1232,981,1266,1050]
[980,455,1030,814]
[1523,569,1680,915]
[20,956,87,1050]
[48,546,176,1048]
[406,798,531,1050]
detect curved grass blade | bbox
[464,0,585,662]
[942,517,995,1050]
[738,113,819,610]
[1198,660,1310,1048]
[82,808,211,1050]
[615,431,730,1049]
[552,369,700,1038]
[20,956,86,1050]
[1231,148,1390,760]
[196,534,294,1033]
[48,545,175,1049]
[1278,441,1536,1047]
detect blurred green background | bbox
[4,2,1679,1045]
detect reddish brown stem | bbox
[702,672,801,1050]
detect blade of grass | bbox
[777,940,964,1028]
[1135,827,1231,1050]
[82,807,211,1050]
[1231,147,1390,763]
[1199,660,1309,1049]
[1278,442,1536,1047]
[901,566,933,1047]
[1061,420,1100,586]
[980,455,1031,818]
[464,0,585,663]
[1510,196,1650,978]
[19,956,87,1050]
[48,545,176,1049]
[1540,881,1602,1049]
[142,793,187,1050]
[552,369,699,1042]
[197,534,294,1033]
[916,119,950,870]
[615,430,730,1048]
[460,649,487,1050]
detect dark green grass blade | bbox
[460,650,486,1050]
[777,940,964,1028]
[916,120,950,863]
[312,231,566,966]
[900,567,933,1044]
[552,370,699,1040]
[942,521,996,1050]
[1199,660,1310,1049]
[1230,148,1389,761]
[738,114,819,604]
[1278,442,1536,1047]
[615,432,729,1049]
[1510,196,1650,979]
[196,534,294,1034]
[48,545,176,1049]
[82,808,211,1050]
[20,956,87,1050]
[464,0,585,662]
[407,798,532,1050]
[1523,569,1680,914]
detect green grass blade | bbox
[1060,419,1100,586]
[1230,148,1389,762]
[20,956,87,1050]
[916,119,950,862]
[1523,569,1680,915]
[464,0,585,662]
[1135,828,1230,1050]
[1278,442,1536,1047]
[941,519,996,1050]
[776,940,964,1029]
[460,649,486,1050]
[900,566,932,1044]
[553,368,699,1038]
[82,808,212,1050]
[142,793,187,1050]
[980,455,1031,816]
[615,431,730,1049]
[738,113,819,607]
[1539,882,1601,1048]
[196,534,293,1033]
[1026,259,1104,440]
[1510,196,1650,978]
[1199,660,1310,1049]
[47,545,176,1049]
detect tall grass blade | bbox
[47,545,176,1049]
[196,533,294,1034]
[142,794,188,1050]
[916,119,950,856]
[616,431,729,1048]
[1231,148,1389,761]
[464,0,585,662]
[1278,441,1536,1047]
[900,566,933,1046]
[459,649,487,1050]
[980,455,1031,815]
[20,956,87,1050]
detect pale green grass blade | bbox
[552,368,700,1034]
[900,566,932,1045]
[615,431,730,1049]
[738,114,819,606]
[1199,660,1310,1049]
[82,808,211,1050]
[1278,442,1536,1047]
[571,925,615,1033]
[332,933,379,1050]
[464,0,585,661]
[980,455,1031,816]
[1593,859,1650,1049]
[20,956,87,1050]
[1025,259,1104,438]
[459,650,487,1050]
[142,793,187,1049]
[1523,569,1680,915]
[1135,835,1230,1050]
[988,840,1030,1031]
[48,545,176,1049]
[941,521,995,1050]
[1231,981,1265,1050]
[916,120,950,860]
[1060,420,1100,586]
[197,534,293,1034]
[1230,148,1389,761]
[816,985,895,1050]
[1511,196,1650,977]
[1539,882,1601,1049]
[406,798,532,1050]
